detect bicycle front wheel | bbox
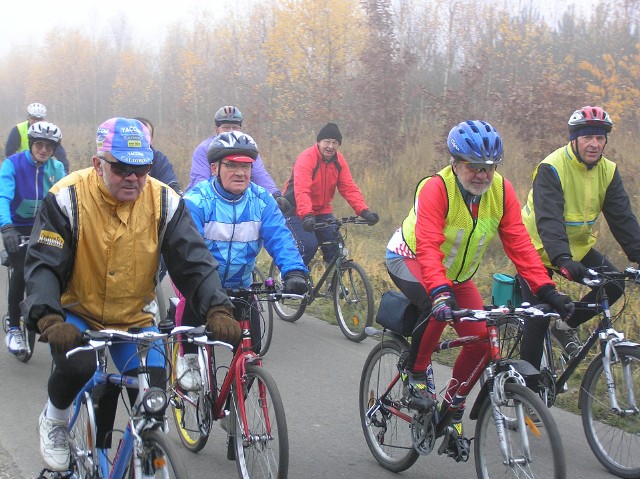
[269,261,306,322]
[359,338,419,472]
[128,429,189,478]
[68,392,99,479]
[252,266,274,356]
[474,382,566,478]
[332,261,373,342]
[229,364,288,479]
[170,341,211,452]
[15,318,35,363]
[580,344,640,478]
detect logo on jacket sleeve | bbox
[37,230,64,249]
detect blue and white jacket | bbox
[184,178,307,288]
[0,150,66,227]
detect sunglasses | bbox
[462,162,497,173]
[103,159,152,178]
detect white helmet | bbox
[27,102,47,119]
[28,121,62,147]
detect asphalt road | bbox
[0,278,621,478]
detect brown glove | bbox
[206,305,241,345]
[37,314,82,354]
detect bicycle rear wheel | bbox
[170,341,211,452]
[332,261,373,342]
[128,429,189,478]
[229,364,288,479]
[252,266,274,356]
[474,382,566,478]
[268,261,306,322]
[68,392,99,478]
[579,344,640,478]
[359,338,419,472]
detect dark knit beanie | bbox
[569,125,608,141]
[316,123,342,144]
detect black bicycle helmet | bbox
[207,131,258,164]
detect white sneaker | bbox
[38,409,69,471]
[5,327,25,354]
[176,353,201,391]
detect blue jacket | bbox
[0,150,66,227]
[149,147,183,195]
[184,178,307,287]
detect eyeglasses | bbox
[320,139,340,147]
[103,159,152,178]
[33,140,56,152]
[221,161,252,171]
[462,162,497,173]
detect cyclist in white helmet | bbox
[0,121,66,355]
[4,103,69,172]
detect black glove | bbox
[360,209,379,225]
[302,214,316,232]
[283,271,308,294]
[274,195,294,216]
[537,285,575,319]
[556,256,588,283]
[1,224,20,255]
[430,286,458,322]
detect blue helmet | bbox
[447,120,503,165]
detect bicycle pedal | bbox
[437,426,471,462]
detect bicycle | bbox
[497,266,640,478]
[169,279,298,479]
[1,235,36,362]
[360,306,566,478]
[252,266,274,356]
[39,328,189,479]
[269,216,374,342]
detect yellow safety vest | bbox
[402,166,505,283]
[522,143,616,267]
[17,121,29,152]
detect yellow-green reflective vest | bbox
[402,166,505,283]
[522,144,616,267]
[17,121,29,152]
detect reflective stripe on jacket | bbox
[522,143,616,267]
[402,166,504,283]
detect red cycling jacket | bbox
[282,144,368,218]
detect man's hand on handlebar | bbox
[536,284,575,319]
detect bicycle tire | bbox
[68,392,99,479]
[127,429,189,478]
[474,382,566,479]
[252,266,274,356]
[579,344,640,478]
[170,341,211,452]
[229,364,288,479]
[359,338,419,472]
[332,261,374,342]
[268,260,306,322]
[15,319,36,363]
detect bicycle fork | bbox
[601,340,639,415]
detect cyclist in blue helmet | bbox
[385,120,573,455]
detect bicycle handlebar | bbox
[314,216,372,229]
[453,305,560,323]
[580,266,640,287]
[66,328,171,358]
[225,282,305,301]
